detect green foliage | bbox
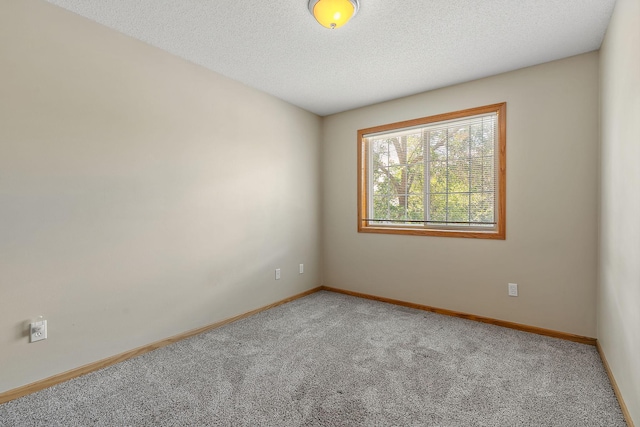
[368,117,496,226]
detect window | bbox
[358,103,506,239]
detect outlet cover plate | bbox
[30,319,47,342]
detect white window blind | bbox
[364,112,498,229]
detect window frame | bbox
[357,102,506,239]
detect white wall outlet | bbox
[275,268,281,280]
[508,283,518,297]
[30,317,47,343]
[299,264,304,274]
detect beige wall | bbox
[599,0,640,423]
[0,0,321,393]
[322,53,600,337]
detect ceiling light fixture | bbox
[308,0,360,30]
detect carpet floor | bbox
[0,291,626,426]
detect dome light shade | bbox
[308,0,360,29]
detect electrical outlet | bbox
[299,264,304,274]
[30,318,47,343]
[508,283,518,297]
[275,268,281,280]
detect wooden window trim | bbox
[357,102,506,240]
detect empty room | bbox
[0,0,638,425]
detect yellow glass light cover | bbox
[310,0,359,29]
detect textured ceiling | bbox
[45,0,616,116]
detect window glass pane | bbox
[387,138,404,166]
[407,195,424,221]
[372,195,390,221]
[373,165,393,196]
[481,118,495,156]
[470,193,495,224]
[405,133,423,165]
[374,164,423,200]
[387,194,407,221]
[428,194,447,222]
[370,138,391,167]
[469,157,491,192]
[469,122,485,157]
[407,164,424,195]
[428,161,447,194]
[483,156,495,192]
[448,159,470,193]
[470,158,483,192]
[447,193,470,223]
[429,130,447,161]
[447,126,470,160]
[384,165,406,195]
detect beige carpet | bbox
[0,291,626,426]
